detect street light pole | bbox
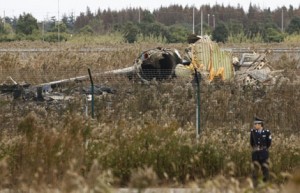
[201,9,203,36]
[281,8,284,32]
[42,19,44,41]
[213,14,215,29]
[194,69,201,139]
[192,5,195,34]
[138,7,141,23]
[208,14,210,27]
[58,0,60,42]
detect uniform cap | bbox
[254,117,264,124]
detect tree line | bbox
[1,3,300,43]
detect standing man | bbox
[250,117,272,186]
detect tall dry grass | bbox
[0,41,299,192]
[0,41,185,85]
[0,80,299,191]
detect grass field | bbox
[0,40,299,192]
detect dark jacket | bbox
[250,129,272,160]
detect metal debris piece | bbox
[185,35,234,81]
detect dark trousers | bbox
[252,150,269,185]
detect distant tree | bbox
[286,16,300,34]
[61,13,75,32]
[122,22,139,43]
[138,22,151,38]
[53,22,67,33]
[260,20,279,39]
[79,25,94,35]
[61,15,68,28]
[16,13,38,35]
[101,9,115,31]
[89,17,104,34]
[46,16,67,33]
[245,21,264,39]
[0,19,7,34]
[195,23,210,36]
[74,12,90,31]
[165,24,189,43]
[46,16,57,32]
[212,22,229,43]
[3,17,17,31]
[263,28,284,42]
[227,19,243,36]
[0,22,14,35]
[138,21,166,40]
[142,11,155,23]
[86,7,94,20]
[247,3,261,22]
[149,22,166,39]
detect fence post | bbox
[194,69,201,139]
[88,68,94,119]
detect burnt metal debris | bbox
[0,76,116,102]
[0,36,285,101]
[105,36,283,86]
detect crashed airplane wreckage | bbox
[138,36,283,86]
[1,36,281,101]
[112,35,278,85]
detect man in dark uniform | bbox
[250,117,272,186]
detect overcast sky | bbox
[2,0,300,21]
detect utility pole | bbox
[208,14,210,27]
[192,5,195,34]
[194,69,201,139]
[88,69,95,119]
[201,9,203,36]
[58,0,60,43]
[213,14,215,29]
[42,19,45,41]
[281,8,284,32]
[138,7,141,23]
